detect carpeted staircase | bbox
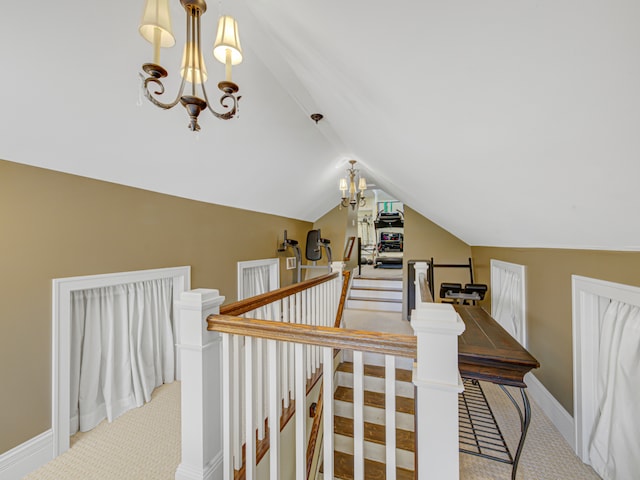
[346,277,403,313]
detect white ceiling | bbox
[1,0,639,249]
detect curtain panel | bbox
[70,277,174,433]
[492,268,522,343]
[588,300,640,480]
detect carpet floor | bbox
[24,297,600,480]
[23,379,600,480]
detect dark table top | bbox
[455,305,540,388]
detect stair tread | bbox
[350,286,403,292]
[334,386,415,415]
[348,296,403,304]
[334,415,415,452]
[338,362,413,383]
[354,276,402,281]
[322,450,415,480]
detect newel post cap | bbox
[178,288,225,310]
[411,303,465,336]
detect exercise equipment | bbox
[278,229,332,283]
[424,257,488,305]
[373,210,404,269]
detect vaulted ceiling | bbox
[1,1,639,249]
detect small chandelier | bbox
[340,160,367,210]
[138,0,243,131]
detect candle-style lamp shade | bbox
[139,0,175,64]
[339,178,348,193]
[213,16,243,65]
[180,43,208,84]
[213,15,243,82]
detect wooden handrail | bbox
[334,270,351,328]
[220,272,339,317]
[306,383,323,479]
[208,315,417,359]
[418,272,434,303]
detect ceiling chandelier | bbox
[138,0,243,131]
[340,160,367,210]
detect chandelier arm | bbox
[191,7,239,121]
[203,87,239,119]
[140,4,192,111]
[142,75,189,110]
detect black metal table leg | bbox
[499,385,532,480]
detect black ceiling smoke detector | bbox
[310,113,323,124]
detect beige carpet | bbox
[23,303,600,480]
[461,381,599,480]
[23,376,601,480]
[23,382,181,480]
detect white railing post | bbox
[414,261,429,303]
[175,288,226,480]
[331,261,345,303]
[411,303,465,480]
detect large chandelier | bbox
[138,0,243,131]
[340,160,367,209]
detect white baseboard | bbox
[175,451,223,480]
[525,372,575,451]
[0,430,54,480]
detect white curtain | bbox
[588,300,640,480]
[242,264,271,319]
[70,277,175,434]
[493,269,522,343]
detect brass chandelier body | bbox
[139,0,242,131]
[340,160,367,209]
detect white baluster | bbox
[268,339,280,479]
[353,350,365,480]
[282,296,290,408]
[295,342,307,479]
[291,293,300,402]
[385,354,397,479]
[245,336,256,480]
[313,286,319,373]
[323,346,335,480]
[304,290,311,379]
[222,333,233,480]
[233,336,242,470]
[256,338,264,440]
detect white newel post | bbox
[175,289,226,480]
[414,261,429,302]
[331,261,345,302]
[411,303,465,480]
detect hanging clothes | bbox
[588,300,640,480]
[70,277,174,434]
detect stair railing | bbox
[221,264,344,477]
[210,316,417,480]
[175,260,465,480]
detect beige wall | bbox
[0,160,312,454]
[403,206,472,315]
[312,205,360,271]
[471,247,640,415]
